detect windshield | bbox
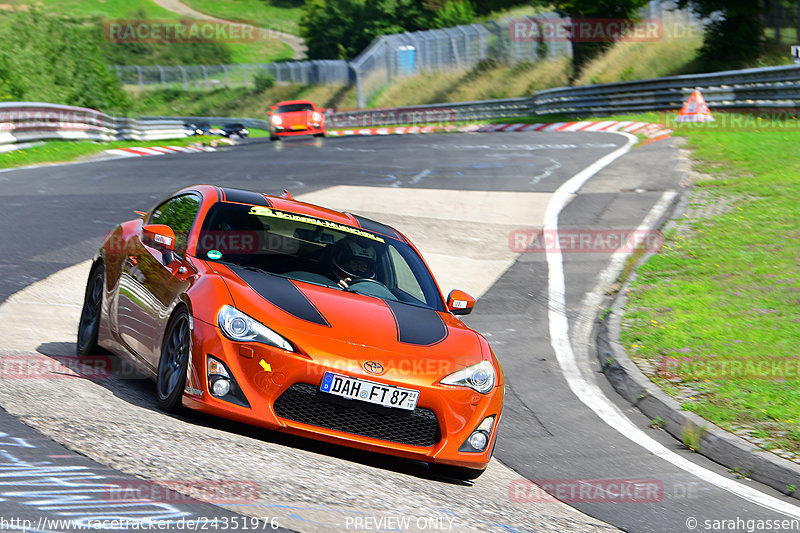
[197,202,444,311]
[277,103,313,113]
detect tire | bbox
[313,132,325,138]
[77,264,104,355]
[270,133,280,141]
[428,463,486,481]
[157,308,191,412]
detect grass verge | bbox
[616,113,800,459]
[125,84,349,117]
[181,0,303,36]
[0,131,266,170]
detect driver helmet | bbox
[332,238,377,279]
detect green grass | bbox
[574,19,704,85]
[4,1,293,64]
[0,132,265,169]
[9,0,175,19]
[125,84,348,117]
[181,0,303,36]
[617,112,800,455]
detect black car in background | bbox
[185,122,213,136]
[222,123,249,138]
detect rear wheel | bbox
[157,309,191,412]
[77,264,104,355]
[428,463,486,481]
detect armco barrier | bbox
[326,98,533,129]
[139,116,272,131]
[533,64,800,115]
[0,102,186,146]
[4,63,800,148]
[331,64,800,126]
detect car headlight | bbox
[311,112,322,123]
[271,115,282,126]
[241,128,249,135]
[441,361,495,394]
[217,305,293,352]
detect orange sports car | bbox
[268,100,326,141]
[77,185,503,479]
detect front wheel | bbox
[270,133,280,141]
[157,309,191,412]
[313,132,325,138]
[77,264,104,355]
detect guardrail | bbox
[328,64,800,126]
[139,116,272,131]
[533,64,800,115]
[4,64,800,148]
[326,97,533,129]
[0,102,186,146]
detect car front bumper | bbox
[183,319,503,469]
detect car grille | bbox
[274,382,441,447]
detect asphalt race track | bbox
[0,132,798,532]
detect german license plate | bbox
[320,372,419,411]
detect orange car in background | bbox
[78,185,504,480]
[268,100,326,141]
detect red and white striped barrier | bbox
[104,145,216,157]
[327,121,672,139]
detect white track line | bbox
[544,132,800,518]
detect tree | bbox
[0,10,128,113]
[546,0,650,76]
[300,0,433,59]
[676,0,765,69]
[426,0,529,16]
[433,1,476,28]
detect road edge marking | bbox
[544,131,800,518]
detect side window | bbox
[150,194,201,255]
[388,245,425,303]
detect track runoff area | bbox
[0,130,797,532]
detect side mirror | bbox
[142,224,175,251]
[447,289,475,316]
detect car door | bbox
[117,193,202,370]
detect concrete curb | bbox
[594,190,800,501]
[327,121,672,139]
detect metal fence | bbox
[350,14,573,108]
[114,61,351,90]
[329,64,800,127]
[112,0,702,107]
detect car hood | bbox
[217,265,487,383]
[277,110,315,125]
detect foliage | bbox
[0,10,128,113]
[428,0,529,16]
[676,0,765,69]
[254,72,276,92]
[542,0,650,74]
[433,0,476,28]
[300,0,532,59]
[300,0,431,59]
